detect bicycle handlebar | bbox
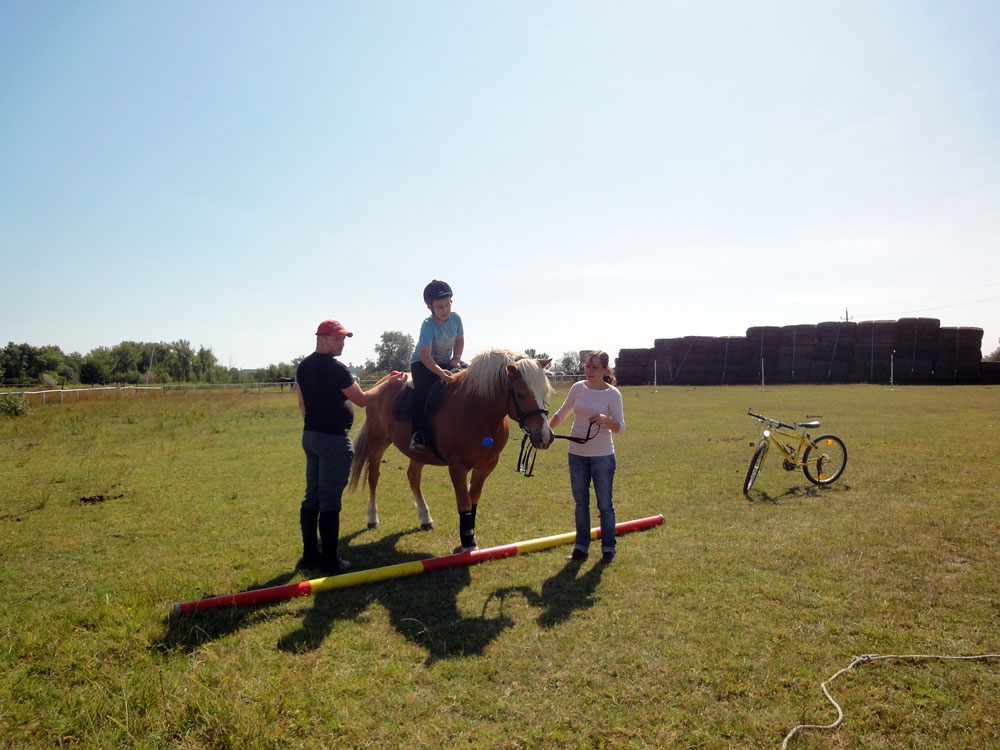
[747,409,796,431]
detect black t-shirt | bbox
[296,351,355,435]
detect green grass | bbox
[1,384,998,748]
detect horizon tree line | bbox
[0,330,579,389]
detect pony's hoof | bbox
[453,544,479,554]
[420,523,434,531]
[367,522,378,530]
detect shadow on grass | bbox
[156,527,519,663]
[745,482,852,504]
[276,529,517,664]
[486,557,606,629]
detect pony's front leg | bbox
[406,461,435,531]
[449,465,478,551]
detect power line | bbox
[865,294,1000,318]
[851,282,1000,318]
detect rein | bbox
[504,363,600,477]
[517,421,600,477]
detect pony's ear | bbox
[538,358,552,369]
[506,363,521,378]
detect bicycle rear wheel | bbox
[802,434,847,485]
[743,441,768,494]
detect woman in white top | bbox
[548,351,625,564]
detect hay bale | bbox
[851,320,896,383]
[934,328,984,383]
[810,321,857,382]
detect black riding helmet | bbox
[422,279,453,305]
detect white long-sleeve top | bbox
[551,381,625,457]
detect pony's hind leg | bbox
[366,467,380,530]
[406,461,435,531]
[365,443,389,530]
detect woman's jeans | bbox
[301,431,354,514]
[568,453,617,553]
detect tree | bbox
[1,342,31,384]
[36,345,66,378]
[558,351,582,375]
[987,338,1000,362]
[80,347,113,385]
[110,341,142,384]
[171,340,195,382]
[193,346,219,382]
[372,331,414,373]
[524,348,549,360]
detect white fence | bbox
[6,382,299,406]
[6,373,582,407]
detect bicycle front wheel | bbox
[802,435,847,485]
[743,441,768,494]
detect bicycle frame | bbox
[752,413,821,468]
[743,409,847,494]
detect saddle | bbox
[392,378,447,452]
[393,362,469,457]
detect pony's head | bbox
[463,349,554,449]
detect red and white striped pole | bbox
[173,514,664,615]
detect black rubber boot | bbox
[318,512,351,575]
[297,508,321,570]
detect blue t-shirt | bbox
[411,312,464,365]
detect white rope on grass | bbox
[782,652,1000,748]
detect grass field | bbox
[1,383,998,748]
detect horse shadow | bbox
[156,528,517,664]
[276,530,518,663]
[486,558,606,629]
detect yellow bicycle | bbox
[743,410,847,494]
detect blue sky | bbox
[2,1,998,369]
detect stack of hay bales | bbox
[934,327,984,383]
[776,324,818,383]
[746,326,783,385]
[809,321,856,382]
[893,318,940,384]
[613,348,655,385]
[717,336,754,385]
[851,321,897,383]
[611,317,985,386]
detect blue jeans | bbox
[301,431,354,514]
[568,453,617,554]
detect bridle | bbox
[506,371,549,430]
[506,364,601,477]
[517,419,600,478]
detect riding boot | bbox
[297,508,321,569]
[318,512,351,575]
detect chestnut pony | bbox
[349,349,553,551]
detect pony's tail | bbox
[348,422,370,493]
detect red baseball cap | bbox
[316,320,353,337]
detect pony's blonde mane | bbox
[461,348,554,404]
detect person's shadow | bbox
[157,529,517,664]
[486,557,606,629]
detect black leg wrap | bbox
[459,510,477,549]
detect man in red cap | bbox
[295,320,405,574]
